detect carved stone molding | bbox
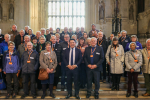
[9,0,15,4]
[137,9,150,20]
[0,0,3,4]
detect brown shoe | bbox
[142,93,150,96]
[53,86,57,90]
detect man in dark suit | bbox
[84,37,104,99]
[60,27,69,41]
[46,27,54,41]
[50,35,61,89]
[63,39,82,99]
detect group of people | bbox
[0,24,150,99]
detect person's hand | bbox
[67,65,72,70]
[88,64,92,69]
[4,72,6,74]
[130,69,134,73]
[0,69,2,72]
[18,70,20,73]
[108,62,110,65]
[91,65,97,69]
[46,68,51,74]
[59,62,61,66]
[49,68,54,73]
[72,65,77,69]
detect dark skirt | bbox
[41,73,54,84]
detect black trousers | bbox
[66,69,79,95]
[22,73,36,95]
[53,64,61,87]
[111,74,121,86]
[100,59,106,80]
[86,69,100,95]
[6,73,18,94]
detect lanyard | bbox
[28,50,33,61]
[121,37,126,42]
[114,47,118,57]
[91,47,96,55]
[98,39,103,46]
[9,52,13,62]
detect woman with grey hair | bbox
[40,41,57,99]
[105,37,124,91]
[125,42,142,98]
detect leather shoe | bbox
[75,95,80,99]
[5,94,10,99]
[95,95,99,99]
[12,93,16,99]
[134,92,138,98]
[66,94,72,99]
[142,93,150,96]
[53,86,57,90]
[50,93,55,98]
[21,94,28,99]
[41,94,45,99]
[126,93,131,97]
[86,94,91,98]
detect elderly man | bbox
[89,24,99,38]
[84,37,104,99]
[46,27,54,41]
[118,32,121,39]
[108,34,114,45]
[97,32,108,82]
[18,35,30,58]
[25,26,29,35]
[60,27,69,41]
[74,27,82,40]
[8,24,19,41]
[55,33,63,44]
[28,29,35,40]
[68,27,74,38]
[141,39,150,96]
[57,34,70,90]
[119,30,130,51]
[56,28,60,34]
[63,39,82,99]
[35,31,41,43]
[21,42,39,99]
[14,30,25,50]
[0,29,4,43]
[0,34,11,54]
[40,28,46,37]
[50,35,61,89]
[80,27,85,34]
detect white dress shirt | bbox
[69,47,75,65]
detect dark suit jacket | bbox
[46,33,54,41]
[14,34,25,50]
[60,31,70,41]
[0,34,4,43]
[36,43,45,54]
[119,35,130,52]
[84,46,104,71]
[63,48,82,71]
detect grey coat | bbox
[125,50,142,72]
[141,48,150,74]
[18,43,26,58]
[105,44,124,74]
[39,50,57,73]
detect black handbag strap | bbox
[129,51,138,63]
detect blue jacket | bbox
[0,41,8,55]
[119,36,130,52]
[125,41,143,52]
[3,50,20,73]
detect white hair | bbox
[146,39,150,43]
[41,28,46,31]
[27,42,33,46]
[51,35,56,38]
[20,29,25,33]
[129,42,137,48]
[87,38,91,41]
[0,29,1,34]
[39,35,46,41]
[71,34,77,39]
[12,24,17,28]
[98,31,103,35]
[91,37,97,41]
[36,31,41,34]
[24,35,30,40]
[69,27,72,30]
[121,30,127,34]
[55,33,60,37]
[25,26,29,28]
[5,34,11,39]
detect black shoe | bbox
[95,95,99,99]
[86,94,91,98]
[75,95,80,99]
[5,94,10,99]
[66,94,72,99]
[21,94,28,99]
[41,94,45,99]
[32,95,36,99]
[12,93,16,99]
[50,93,55,98]
[116,85,119,91]
[111,86,116,91]
[134,92,138,98]
[126,93,131,97]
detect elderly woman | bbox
[105,37,124,91]
[72,34,78,47]
[3,41,20,99]
[86,38,91,47]
[55,33,63,43]
[125,42,142,98]
[125,35,142,52]
[40,42,57,99]
[77,37,88,88]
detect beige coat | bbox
[105,44,124,74]
[39,50,57,73]
[141,48,150,74]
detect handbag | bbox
[38,68,49,80]
[0,73,6,90]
